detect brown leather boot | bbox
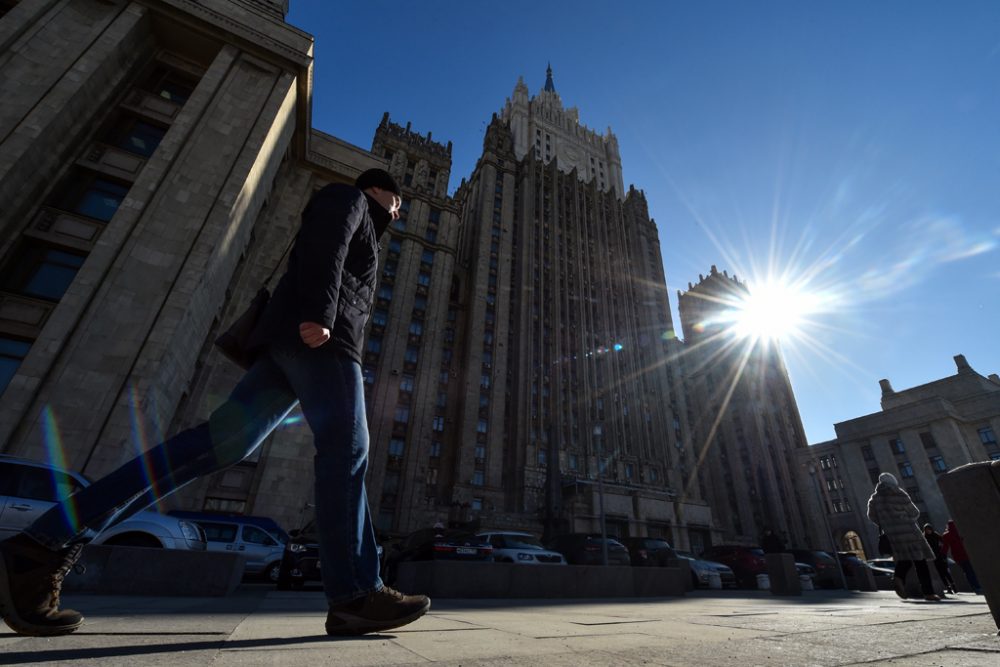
[0,534,85,636]
[326,585,430,636]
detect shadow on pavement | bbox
[0,633,394,665]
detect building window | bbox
[421,249,434,264]
[929,455,948,473]
[472,471,485,486]
[388,438,405,458]
[3,245,86,302]
[978,427,997,445]
[428,208,441,225]
[372,309,388,327]
[399,375,414,393]
[625,463,634,479]
[365,338,381,354]
[432,416,444,432]
[409,320,423,336]
[429,441,442,458]
[378,285,393,300]
[425,228,437,243]
[109,118,167,158]
[537,449,547,466]
[394,406,409,424]
[475,445,486,462]
[404,347,418,363]
[142,64,197,104]
[891,437,905,454]
[417,272,431,287]
[861,445,874,461]
[0,337,31,394]
[480,374,490,389]
[477,419,488,434]
[388,239,402,253]
[57,177,130,222]
[471,497,483,511]
[649,467,658,482]
[568,454,578,471]
[898,461,914,478]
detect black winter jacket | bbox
[248,183,386,363]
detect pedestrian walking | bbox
[0,169,431,637]
[941,519,983,594]
[866,472,939,601]
[922,523,956,595]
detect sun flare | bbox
[731,280,823,342]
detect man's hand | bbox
[299,322,331,348]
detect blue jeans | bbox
[25,341,383,604]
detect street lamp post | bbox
[809,465,848,589]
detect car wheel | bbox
[266,562,282,583]
[103,533,162,548]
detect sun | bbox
[731,280,822,342]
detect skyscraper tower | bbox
[441,68,714,549]
[677,266,810,546]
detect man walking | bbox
[0,168,431,637]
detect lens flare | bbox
[730,280,825,342]
[128,384,165,512]
[40,406,80,534]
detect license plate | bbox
[456,547,476,555]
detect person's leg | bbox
[270,346,428,635]
[24,354,298,549]
[0,354,298,636]
[893,559,912,599]
[914,560,936,598]
[959,560,982,592]
[934,559,955,592]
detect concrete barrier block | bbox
[64,544,244,596]
[631,566,686,597]
[509,564,573,598]
[766,554,802,596]
[938,460,1000,630]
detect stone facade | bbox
[799,355,1000,559]
[676,266,812,548]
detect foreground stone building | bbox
[799,355,1000,558]
[2,0,835,553]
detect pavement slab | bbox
[0,586,996,666]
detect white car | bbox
[0,454,205,550]
[477,530,566,565]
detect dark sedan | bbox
[546,534,631,566]
[382,528,493,584]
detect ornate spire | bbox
[544,62,556,92]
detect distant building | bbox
[799,355,1000,558]
[676,266,812,548]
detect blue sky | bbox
[287,1,1000,444]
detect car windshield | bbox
[503,534,545,549]
[750,548,765,556]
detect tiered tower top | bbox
[501,65,625,198]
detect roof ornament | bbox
[544,62,556,92]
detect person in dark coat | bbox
[0,169,431,638]
[923,524,955,594]
[867,472,939,601]
[941,519,983,594]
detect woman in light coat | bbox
[867,472,939,601]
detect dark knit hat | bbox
[355,168,401,196]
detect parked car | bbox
[476,530,566,564]
[795,562,817,583]
[701,545,768,588]
[866,559,895,585]
[676,550,738,588]
[276,519,321,590]
[0,454,205,550]
[546,534,631,566]
[619,537,677,567]
[789,549,841,588]
[837,551,871,578]
[168,510,288,581]
[382,528,493,584]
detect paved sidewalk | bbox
[1,586,997,666]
